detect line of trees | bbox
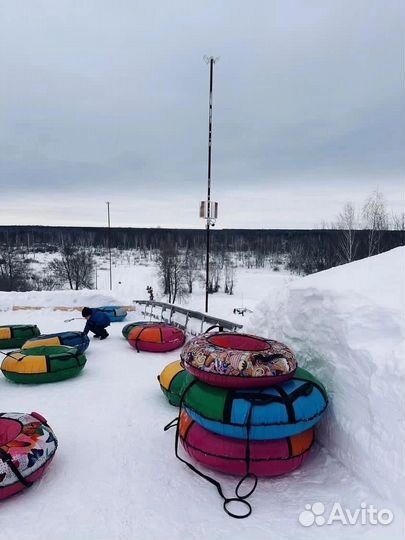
[0,190,403,292]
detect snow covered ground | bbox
[0,249,404,540]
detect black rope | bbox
[133,326,148,353]
[204,324,224,334]
[0,448,33,488]
[165,379,256,519]
[233,400,258,503]
[0,350,25,362]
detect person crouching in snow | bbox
[82,307,110,340]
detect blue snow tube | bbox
[97,306,127,322]
[22,331,90,354]
[183,367,328,440]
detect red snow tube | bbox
[128,323,186,353]
[181,332,297,388]
[179,410,314,477]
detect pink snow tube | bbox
[128,323,186,353]
[0,412,58,500]
[179,410,314,477]
[181,332,297,388]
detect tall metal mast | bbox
[203,56,218,313]
[106,201,112,290]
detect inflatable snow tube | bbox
[0,411,58,500]
[158,360,188,406]
[0,325,40,350]
[179,410,314,477]
[181,367,328,440]
[1,346,87,384]
[128,323,186,353]
[22,331,90,354]
[181,332,297,388]
[122,321,155,339]
[97,306,127,322]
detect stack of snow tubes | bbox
[178,331,328,480]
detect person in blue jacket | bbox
[81,307,110,340]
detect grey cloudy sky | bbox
[0,0,404,228]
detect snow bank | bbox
[0,289,132,311]
[249,247,405,508]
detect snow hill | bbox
[0,248,404,540]
[249,247,405,510]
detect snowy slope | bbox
[0,250,404,540]
[250,247,405,510]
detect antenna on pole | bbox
[201,56,219,313]
[106,201,112,290]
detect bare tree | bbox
[156,246,188,304]
[183,249,202,294]
[362,190,388,256]
[48,245,95,290]
[335,202,358,263]
[0,245,33,291]
[208,255,223,293]
[224,256,236,294]
[391,211,405,231]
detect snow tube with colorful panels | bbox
[158,360,188,406]
[97,306,127,322]
[122,321,156,339]
[0,412,58,500]
[22,331,90,354]
[0,325,40,350]
[181,367,328,440]
[128,323,186,353]
[1,346,87,384]
[179,409,314,477]
[181,332,297,388]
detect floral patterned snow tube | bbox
[181,332,297,388]
[0,412,58,500]
[179,410,314,477]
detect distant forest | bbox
[0,225,404,275]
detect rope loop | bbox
[223,498,252,519]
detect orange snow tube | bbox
[128,323,186,353]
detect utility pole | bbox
[201,56,218,313]
[106,201,112,290]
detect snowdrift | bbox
[249,247,405,508]
[0,290,129,311]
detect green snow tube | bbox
[158,360,188,407]
[0,325,40,349]
[1,345,87,384]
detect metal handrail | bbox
[133,300,243,335]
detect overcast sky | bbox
[0,0,404,228]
